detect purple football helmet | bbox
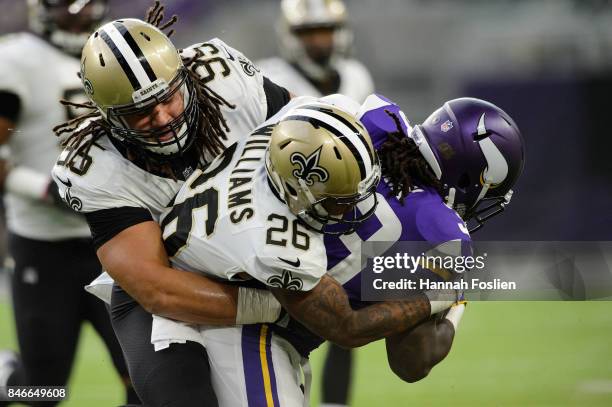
[410,97,525,232]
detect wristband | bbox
[424,289,460,315]
[236,287,282,325]
[445,301,467,330]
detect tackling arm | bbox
[385,316,455,382]
[385,302,466,382]
[271,274,434,348]
[98,220,279,325]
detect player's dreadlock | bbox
[145,0,178,37]
[378,110,443,203]
[53,1,235,177]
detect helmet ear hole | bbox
[457,173,470,189]
[333,146,342,160]
[285,182,298,197]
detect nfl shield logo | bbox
[441,120,454,132]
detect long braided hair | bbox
[377,110,443,203]
[53,1,235,176]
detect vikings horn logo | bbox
[290,146,329,186]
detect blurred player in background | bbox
[258,0,373,100]
[0,1,140,405]
[257,2,374,404]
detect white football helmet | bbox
[277,0,353,81]
[27,0,108,56]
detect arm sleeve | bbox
[85,206,153,250]
[0,91,21,122]
[263,76,291,119]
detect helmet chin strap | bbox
[445,187,456,209]
[474,182,491,207]
[467,190,513,233]
[145,122,189,155]
[297,178,330,218]
[147,83,192,155]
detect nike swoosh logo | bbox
[57,177,72,188]
[278,257,300,268]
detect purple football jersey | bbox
[325,94,472,303]
[358,93,410,150]
[272,95,473,356]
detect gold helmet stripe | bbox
[100,22,156,90]
[286,107,374,179]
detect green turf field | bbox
[1,301,611,406]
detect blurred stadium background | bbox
[1,0,612,405]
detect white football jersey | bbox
[53,38,271,222]
[162,97,327,291]
[257,56,374,102]
[0,33,91,240]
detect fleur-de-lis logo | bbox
[80,58,94,96]
[57,177,83,211]
[290,146,329,186]
[239,56,259,77]
[65,188,83,211]
[267,270,303,291]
